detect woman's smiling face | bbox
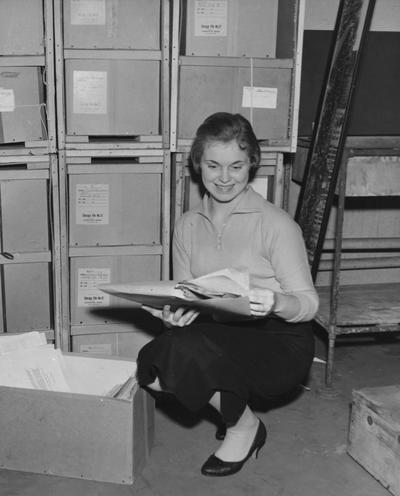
[199,140,251,204]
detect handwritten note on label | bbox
[73,70,107,114]
[76,183,109,225]
[78,268,111,307]
[71,0,106,25]
[194,0,227,36]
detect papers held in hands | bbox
[99,268,252,317]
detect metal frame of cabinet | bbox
[54,0,171,151]
[170,0,305,154]
[0,0,56,152]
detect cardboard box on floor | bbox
[0,350,154,485]
[348,385,400,496]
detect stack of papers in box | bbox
[0,332,137,400]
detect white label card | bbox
[242,86,278,109]
[71,0,106,25]
[194,0,227,36]
[76,184,109,225]
[78,268,111,307]
[0,88,15,112]
[73,70,107,114]
[79,343,113,355]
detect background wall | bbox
[299,0,400,137]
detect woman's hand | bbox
[142,304,200,327]
[248,289,276,318]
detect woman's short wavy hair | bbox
[190,112,261,174]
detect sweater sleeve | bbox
[172,216,193,281]
[266,211,319,322]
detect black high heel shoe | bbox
[201,419,267,477]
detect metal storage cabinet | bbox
[0,0,57,151]
[0,67,46,144]
[69,253,162,358]
[55,0,170,148]
[54,2,172,354]
[64,59,160,137]
[177,59,292,141]
[69,165,162,247]
[58,152,171,352]
[0,0,44,55]
[184,0,278,57]
[0,169,57,336]
[70,254,162,326]
[63,0,160,50]
[3,263,52,333]
[171,0,304,152]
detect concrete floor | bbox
[1,326,399,496]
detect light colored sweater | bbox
[172,186,319,323]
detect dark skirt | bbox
[137,317,314,425]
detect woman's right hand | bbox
[141,304,200,327]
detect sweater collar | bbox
[195,185,265,219]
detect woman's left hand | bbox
[248,289,276,318]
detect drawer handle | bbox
[1,252,14,260]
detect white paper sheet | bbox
[99,269,253,317]
[242,86,278,109]
[0,348,70,392]
[0,88,15,112]
[61,354,137,397]
[0,331,47,355]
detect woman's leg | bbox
[208,391,260,461]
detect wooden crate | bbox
[348,385,400,496]
[184,0,278,57]
[0,67,46,144]
[65,59,160,137]
[0,0,44,55]
[0,357,154,485]
[63,0,160,50]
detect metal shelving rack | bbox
[54,0,171,354]
[0,0,61,346]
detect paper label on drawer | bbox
[0,88,15,112]
[78,268,111,307]
[76,183,109,225]
[79,343,113,355]
[194,0,227,36]
[71,0,106,25]
[73,71,107,114]
[242,87,278,109]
